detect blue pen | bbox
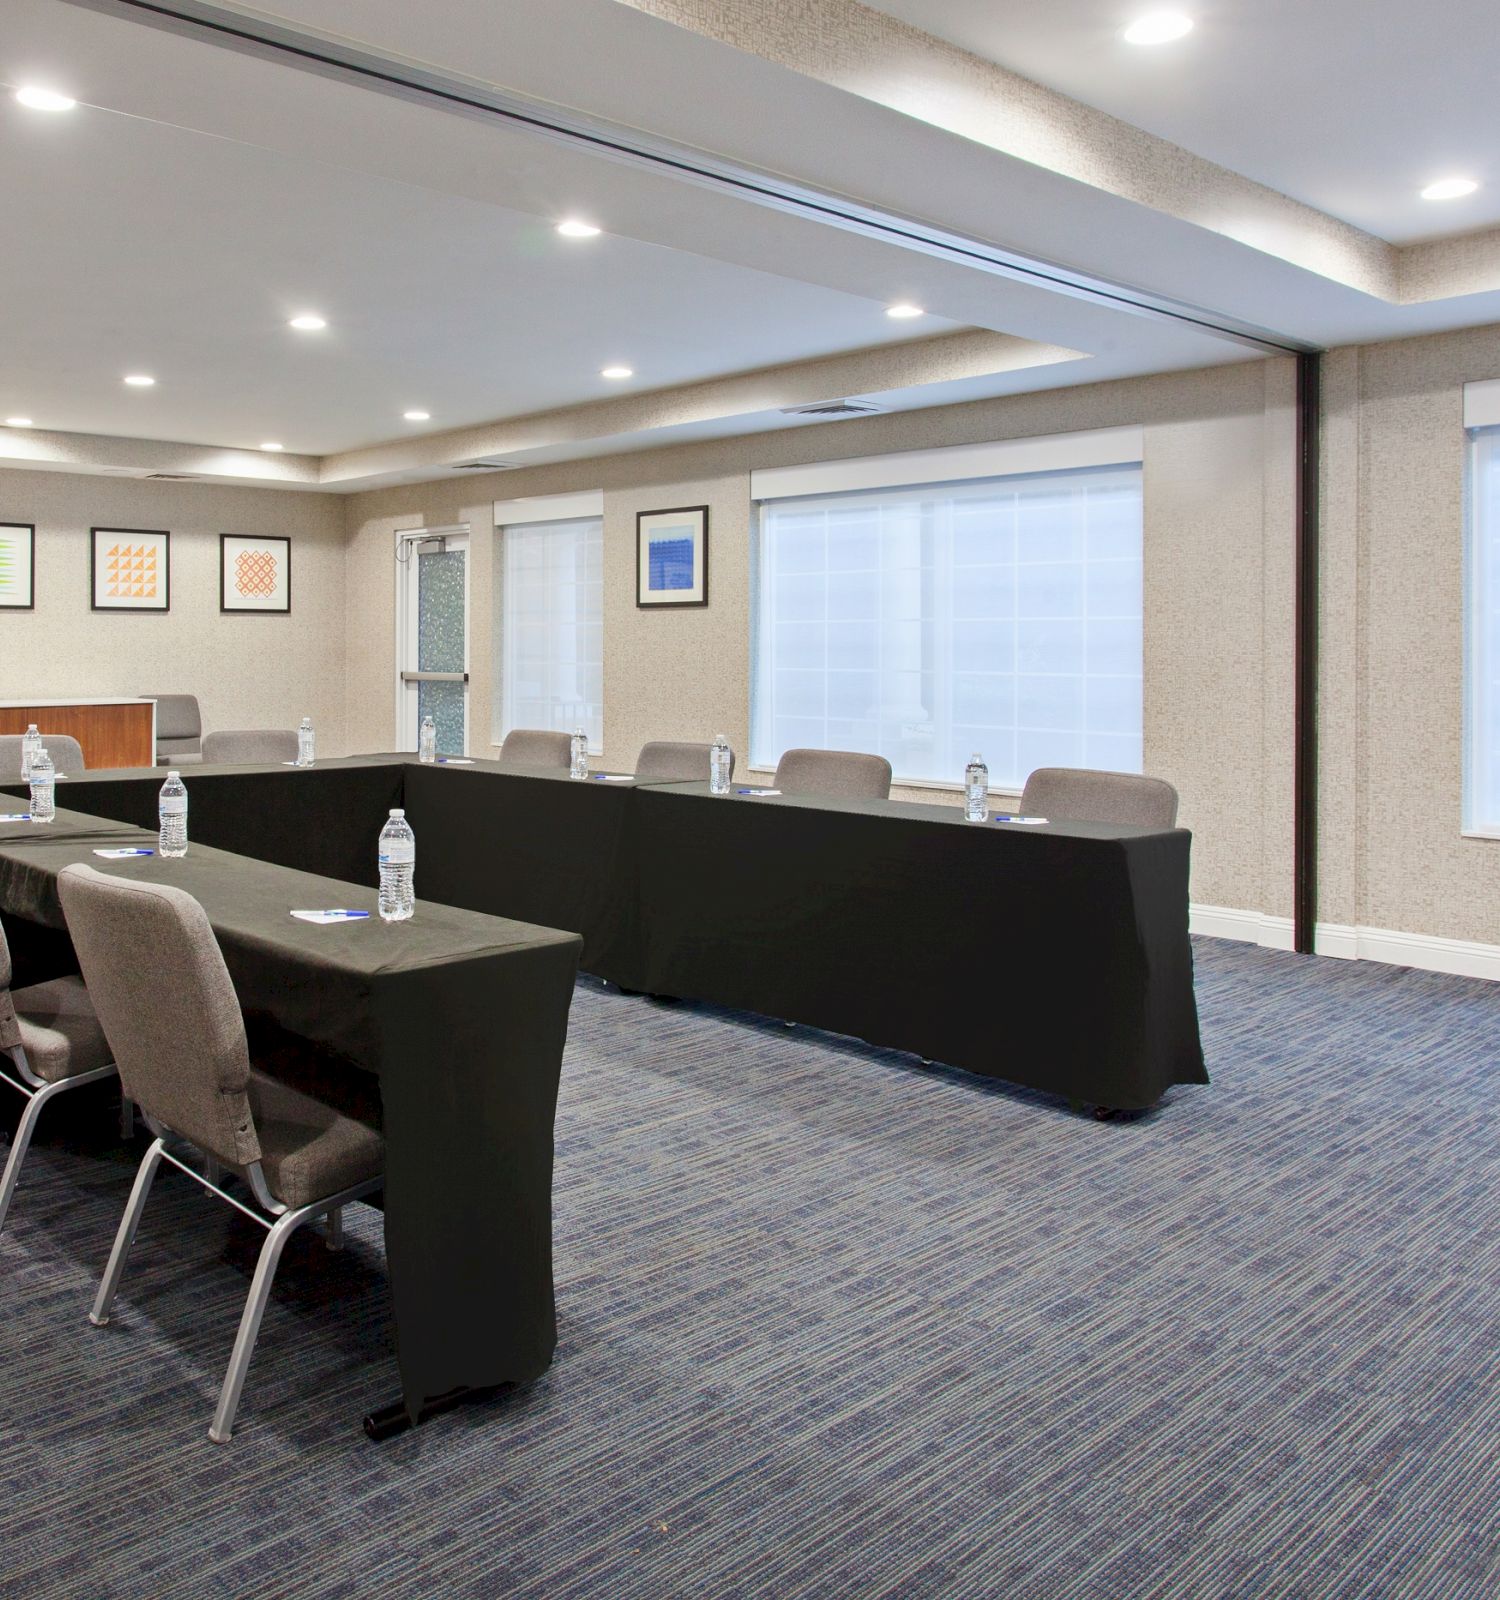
[323,910,370,919]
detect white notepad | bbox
[290,909,372,924]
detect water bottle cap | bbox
[167,769,180,779]
[390,808,405,817]
[26,724,37,733]
[715,733,727,743]
[970,752,983,762]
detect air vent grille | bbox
[779,399,884,418]
[453,459,521,470]
[144,472,196,480]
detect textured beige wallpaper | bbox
[344,358,1292,913]
[0,471,349,754]
[1352,324,1500,942]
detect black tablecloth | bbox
[0,808,581,1413]
[606,783,1206,1110]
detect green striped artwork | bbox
[0,523,34,607]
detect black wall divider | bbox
[1294,351,1323,955]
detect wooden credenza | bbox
[0,698,156,770]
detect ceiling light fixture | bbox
[261,441,284,452]
[600,365,633,379]
[886,302,925,319]
[1122,11,1194,45]
[403,409,431,422]
[1421,177,1479,201]
[288,313,327,331]
[123,374,155,387]
[5,417,34,428]
[556,219,602,238]
[15,86,77,112]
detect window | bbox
[1465,426,1500,834]
[752,465,1143,788]
[500,515,604,751]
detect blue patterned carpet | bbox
[2,937,1499,1599]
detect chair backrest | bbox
[634,740,732,784]
[0,916,15,1052]
[1019,767,1179,829]
[149,694,201,741]
[56,865,260,1169]
[0,733,87,781]
[202,729,298,765]
[498,729,572,770]
[773,747,893,802]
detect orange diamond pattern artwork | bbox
[104,542,159,600]
[234,548,279,597]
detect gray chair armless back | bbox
[1019,768,1179,829]
[0,733,86,780]
[773,747,893,802]
[56,865,260,1169]
[634,740,732,784]
[149,694,203,762]
[498,729,573,770]
[202,729,299,765]
[0,915,16,1052]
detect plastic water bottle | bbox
[418,715,437,764]
[378,808,416,921]
[20,724,39,782]
[29,746,55,825]
[964,752,989,822]
[158,770,188,856]
[570,728,589,781]
[710,733,732,795]
[297,716,315,767]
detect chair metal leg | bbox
[89,1138,166,1326]
[208,1203,316,1444]
[0,1078,73,1237]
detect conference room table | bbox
[0,803,582,1423]
[13,754,1207,1110]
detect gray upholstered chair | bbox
[0,733,87,782]
[498,729,572,770]
[772,747,893,802]
[57,865,384,1444]
[201,729,298,765]
[634,740,732,784]
[1019,768,1179,829]
[0,913,122,1236]
[148,694,203,765]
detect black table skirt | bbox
[15,757,1207,1109]
[0,808,581,1413]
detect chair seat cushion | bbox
[247,1067,384,1210]
[11,976,114,1082]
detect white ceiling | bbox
[862,0,1500,244]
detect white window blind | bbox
[501,516,604,751]
[752,465,1143,788]
[1465,427,1500,834]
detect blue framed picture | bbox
[636,505,708,608]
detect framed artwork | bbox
[0,523,34,610]
[220,534,291,613]
[91,527,169,611]
[636,505,708,608]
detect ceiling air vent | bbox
[453,459,521,470]
[143,472,197,480]
[780,399,884,418]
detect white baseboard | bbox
[1191,903,1500,981]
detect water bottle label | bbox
[160,798,187,816]
[379,845,415,865]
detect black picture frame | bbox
[219,534,292,614]
[636,505,709,609]
[90,527,170,612]
[0,523,35,611]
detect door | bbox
[397,526,470,755]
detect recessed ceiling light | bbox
[886,302,925,319]
[557,219,602,238]
[403,410,431,422]
[1421,177,1479,201]
[600,365,633,380]
[1123,11,1194,45]
[288,313,327,331]
[261,441,284,452]
[5,417,34,428]
[123,374,155,387]
[15,86,77,112]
